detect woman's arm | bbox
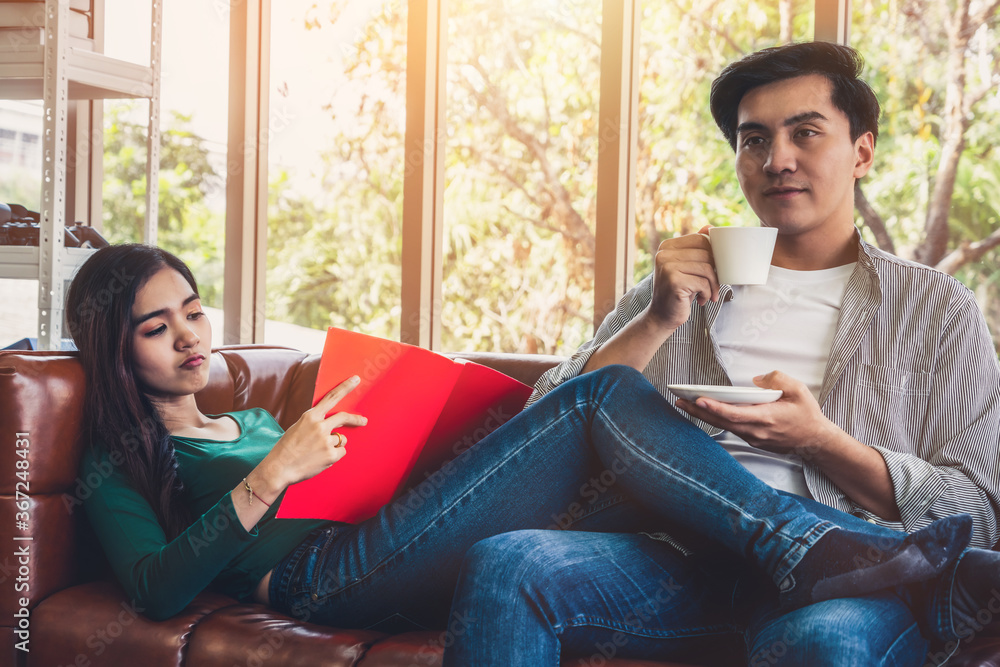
[83,377,368,620]
[228,376,367,531]
[82,446,257,621]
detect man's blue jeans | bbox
[443,520,931,666]
[267,366,943,662]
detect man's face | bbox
[734,74,873,241]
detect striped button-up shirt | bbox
[530,234,1000,548]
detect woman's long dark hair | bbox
[67,244,197,540]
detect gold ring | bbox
[334,432,346,448]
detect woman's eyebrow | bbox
[133,293,200,326]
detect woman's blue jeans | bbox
[267,366,940,662]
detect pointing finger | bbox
[315,375,361,413]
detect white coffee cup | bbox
[708,226,778,285]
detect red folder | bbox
[276,328,533,522]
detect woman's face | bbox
[130,267,212,400]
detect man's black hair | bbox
[709,42,881,151]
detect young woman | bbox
[68,244,974,662]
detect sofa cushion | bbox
[183,603,380,667]
[28,581,235,667]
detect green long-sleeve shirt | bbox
[80,408,329,620]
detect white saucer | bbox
[667,384,783,404]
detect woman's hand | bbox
[255,375,368,495]
[232,376,366,532]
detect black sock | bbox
[777,513,972,612]
[944,548,1000,640]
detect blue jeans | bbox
[266,366,943,658]
[443,526,931,666]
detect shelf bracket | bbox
[38,0,72,350]
[144,0,162,244]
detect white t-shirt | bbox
[711,263,856,497]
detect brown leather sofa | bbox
[2,345,999,667]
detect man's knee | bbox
[591,364,643,383]
[461,530,586,593]
[462,531,550,580]
[577,365,648,399]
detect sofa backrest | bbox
[0,345,561,661]
[196,346,320,429]
[195,347,562,429]
[0,351,87,662]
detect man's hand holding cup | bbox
[647,224,778,333]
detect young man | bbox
[443,42,1000,666]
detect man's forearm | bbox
[806,423,900,521]
[582,308,675,375]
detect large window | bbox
[0,102,42,206]
[443,0,602,354]
[8,0,992,354]
[102,0,229,344]
[243,0,1000,355]
[851,0,1000,348]
[265,0,408,352]
[0,101,43,346]
[0,100,42,347]
[634,0,814,280]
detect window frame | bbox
[220,0,849,349]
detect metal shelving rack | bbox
[0,0,162,349]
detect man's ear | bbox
[853,131,875,179]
